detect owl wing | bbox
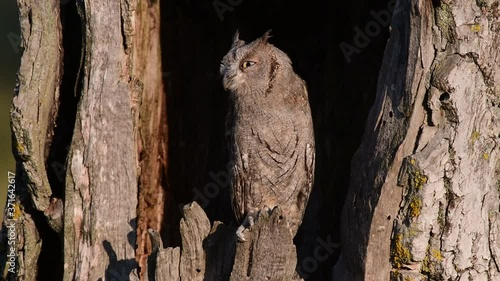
[229,113,305,220]
[227,104,249,221]
[256,80,314,208]
[251,109,316,214]
[256,121,300,199]
[229,83,315,222]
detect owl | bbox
[220,30,315,241]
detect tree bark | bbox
[148,202,303,281]
[2,0,165,279]
[2,0,499,280]
[2,0,305,279]
[335,0,500,280]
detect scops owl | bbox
[220,30,315,241]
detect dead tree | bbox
[0,0,306,280]
[2,0,165,279]
[1,0,498,280]
[334,0,500,280]
[147,202,302,281]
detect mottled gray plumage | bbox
[220,31,315,241]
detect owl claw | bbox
[236,207,276,242]
[236,209,259,242]
[260,205,272,219]
[236,225,247,242]
[248,215,255,230]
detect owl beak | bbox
[219,61,226,75]
[222,72,237,91]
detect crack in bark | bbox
[488,215,500,271]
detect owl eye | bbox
[240,61,257,69]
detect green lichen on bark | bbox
[421,246,445,278]
[435,3,457,44]
[397,157,427,220]
[391,234,412,269]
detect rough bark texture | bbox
[131,0,167,277]
[148,202,303,281]
[335,0,500,280]
[8,0,62,280]
[61,0,140,278]
[3,0,498,279]
[2,0,165,279]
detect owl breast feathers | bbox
[220,30,315,236]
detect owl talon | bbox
[236,209,259,242]
[259,205,272,220]
[236,225,247,242]
[248,215,255,230]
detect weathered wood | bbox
[7,0,62,279]
[334,0,418,278]
[157,247,181,281]
[61,0,141,279]
[335,0,500,280]
[6,0,164,278]
[17,213,42,281]
[230,207,303,281]
[204,221,236,281]
[147,202,303,281]
[132,0,167,276]
[179,202,211,281]
[146,228,180,281]
[11,0,62,213]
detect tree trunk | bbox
[1,0,306,279]
[2,0,499,280]
[2,0,165,279]
[147,202,303,281]
[335,0,500,280]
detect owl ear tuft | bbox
[232,30,245,49]
[260,30,272,44]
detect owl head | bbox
[220,30,292,94]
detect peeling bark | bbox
[130,0,167,278]
[2,0,498,280]
[6,0,62,279]
[62,0,139,278]
[335,0,500,280]
[148,202,303,281]
[1,0,164,279]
